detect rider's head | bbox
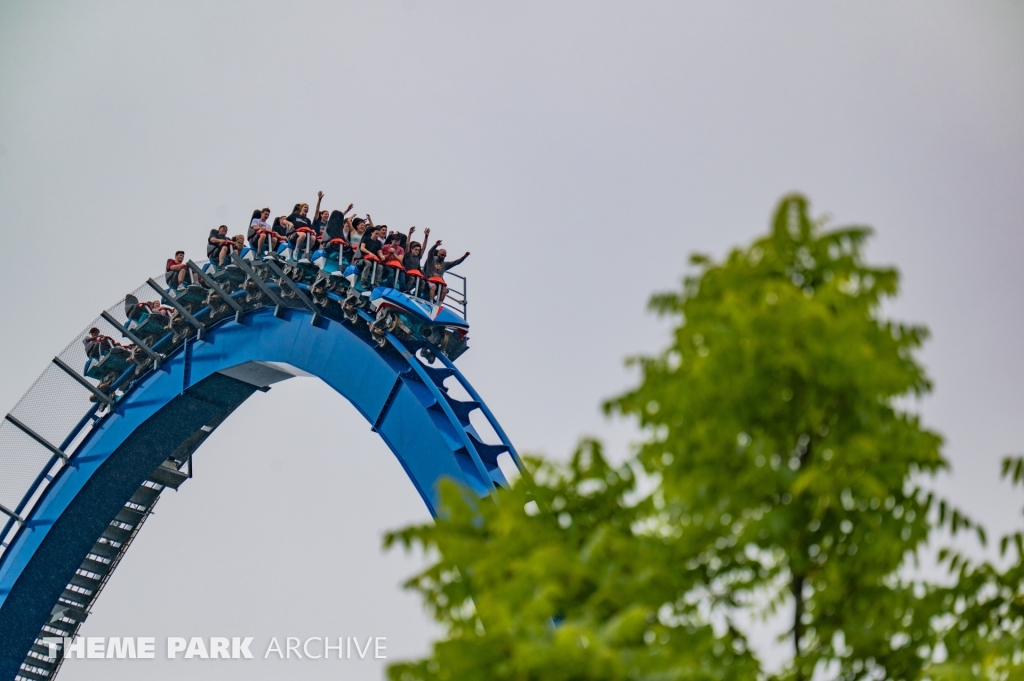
[218,225,228,235]
[437,249,447,261]
[410,242,422,256]
[298,203,309,217]
[88,327,100,337]
[175,251,185,263]
[261,208,270,220]
[327,210,345,232]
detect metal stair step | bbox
[147,460,189,490]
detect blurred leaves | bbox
[385,441,760,681]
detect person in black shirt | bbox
[287,202,310,261]
[207,224,234,268]
[359,224,385,288]
[312,209,329,239]
[359,223,384,258]
[322,209,352,269]
[288,202,312,230]
[402,226,430,273]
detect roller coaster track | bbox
[0,264,521,680]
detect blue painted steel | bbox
[370,288,470,329]
[0,297,515,680]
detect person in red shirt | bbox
[380,233,406,288]
[165,251,192,289]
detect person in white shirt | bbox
[247,207,275,255]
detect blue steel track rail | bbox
[0,273,518,681]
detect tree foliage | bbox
[604,194,969,680]
[385,441,761,681]
[920,455,1024,680]
[386,194,1020,681]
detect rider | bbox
[322,209,352,270]
[165,251,193,289]
[270,216,294,258]
[402,227,430,293]
[424,241,469,303]
[288,196,316,262]
[248,208,274,255]
[348,217,366,266]
[380,233,406,288]
[311,192,347,241]
[358,222,385,288]
[403,226,429,271]
[207,224,234,268]
[82,327,115,361]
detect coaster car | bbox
[85,345,133,387]
[124,295,172,345]
[203,261,246,292]
[367,287,469,359]
[167,284,208,313]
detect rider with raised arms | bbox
[424,241,469,303]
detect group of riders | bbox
[81,192,471,390]
[165,191,469,304]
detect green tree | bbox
[605,194,976,680]
[388,194,992,681]
[385,441,760,681]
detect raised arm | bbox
[428,238,441,259]
[446,251,470,270]
[313,191,324,219]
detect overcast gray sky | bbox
[1,2,1022,679]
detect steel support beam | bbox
[145,280,207,340]
[229,253,288,318]
[262,260,322,326]
[0,502,23,524]
[4,414,69,463]
[99,312,161,369]
[186,261,245,323]
[51,357,114,407]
